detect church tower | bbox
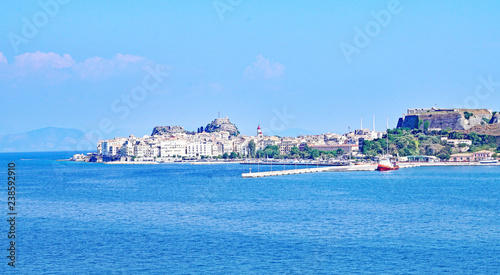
[257,125,263,137]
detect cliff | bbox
[151,126,186,136]
[464,123,500,136]
[490,113,500,124]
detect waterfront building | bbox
[212,143,223,157]
[407,155,439,162]
[472,150,494,161]
[450,153,472,162]
[234,140,249,156]
[278,141,299,155]
[101,137,127,156]
[220,141,234,154]
[160,140,187,157]
[187,141,213,157]
[306,144,359,154]
[97,141,103,155]
[133,142,150,158]
[450,150,494,162]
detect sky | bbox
[1,0,500,139]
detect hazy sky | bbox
[1,0,500,138]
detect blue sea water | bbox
[0,151,499,274]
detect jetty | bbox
[241,162,499,178]
[241,164,377,178]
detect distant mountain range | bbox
[0,127,86,152]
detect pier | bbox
[241,164,377,178]
[240,161,345,167]
[241,162,499,178]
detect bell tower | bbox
[257,125,263,137]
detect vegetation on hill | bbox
[363,128,500,160]
[204,119,240,136]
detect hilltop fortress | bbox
[397,107,500,135]
[204,117,240,136]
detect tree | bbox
[423,120,430,131]
[222,152,229,159]
[290,146,300,157]
[262,145,280,158]
[464,111,473,120]
[299,151,309,159]
[437,152,450,160]
[336,148,344,156]
[310,149,320,159]
[302,144,311,152]
[469,132,480,145]
[248,140,256,157]
[449,131,464,139]
[229,152,238,159]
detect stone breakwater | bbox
[241,162,499,178]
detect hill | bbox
[397,108,500,135]
[204,117,240,135]
[151,126,186,136]
[0,127,86,152]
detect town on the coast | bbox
[72,107,500,172]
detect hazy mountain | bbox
[0,127,86,152]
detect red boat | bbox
[376,158,399,171]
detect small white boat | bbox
[479,158,498,164]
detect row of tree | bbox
[248,142,345,160]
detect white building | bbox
[160,140,187,157]
[187,141,213,157]
[446,139,472,146]
[133,143,150,158]
[101,138,127,156]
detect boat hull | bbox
[376,165,399,171]
[479,160,498,164]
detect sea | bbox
[0,151,499,274]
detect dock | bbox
[241,162,499,178]
[241,164,377,178]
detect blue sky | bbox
[1,0,500,138]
